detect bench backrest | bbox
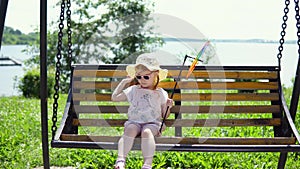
[68,64,283,138]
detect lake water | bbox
[0,42,299,96]
[0,45,31,96]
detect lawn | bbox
[0,86,300,168]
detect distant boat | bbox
[0,56,22,66]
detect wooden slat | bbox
[73,81,279,90]
[74,105,129,113]
[74,105,281,114]
[73,118,281,127]
[73,81,112,89]
[172,93,280,101]
[164,118,281,127]
[60,134,296,145]
[72,93,279,102]
[73,70,278,80]
[171,70,278,79]
[160,81,279,90]
[73,70,127,77]
[171,105,281,114]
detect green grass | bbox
[0,86,300,168]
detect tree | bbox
[2,26,38,45]
[25,0,163,93]
[69,0,163,64]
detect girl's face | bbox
[135,69,157,89]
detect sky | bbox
[3,0,299,40]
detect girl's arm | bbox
[111,77,134,102]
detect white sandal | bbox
[114,159,126,169]
[141,164,152,169]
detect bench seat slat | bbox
[187,71,278,79]
[73,70,278,79]
[161,81,279,90]
[74,105,281,114]
[72,93,279,102]
[73,81,279,90]
[174,93,279,101]
[60,134,296,145]
[73,118,281,127]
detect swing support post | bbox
[0,0,8,49]
[40,0,50,168]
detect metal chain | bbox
[66,0,72,68]
[277,0,291,70]
[294,0,300,56]
[52,0,66,140]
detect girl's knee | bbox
[124,124,140,137]
[125,124,137,130]
[141,128,154,138]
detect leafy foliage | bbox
[17,68,55,98]
[1,26,38,45]
[24,0,163,93]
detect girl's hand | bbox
[166,98,173,107]
[161,98,173,119]
[121,76,134,84]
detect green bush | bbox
[18,68,54,98]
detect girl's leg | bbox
[141,125,159,168]
[115,123,140,169]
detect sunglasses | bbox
[135,75,150,80]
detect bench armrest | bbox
[54,89,72,140]
[280,88,300,144]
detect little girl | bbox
[112,53,173,169]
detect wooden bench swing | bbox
[50,0,300,168]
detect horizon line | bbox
[163,37,297,44]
